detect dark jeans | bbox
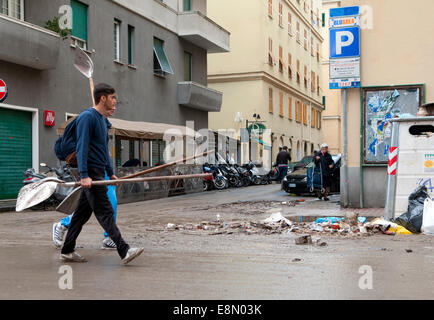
[61,167,130,259]
[278,165,288,181]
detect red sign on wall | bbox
[44,110,55,127]
[0,79,8,102]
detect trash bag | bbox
[422,198,434,235]
[394,186,429,233]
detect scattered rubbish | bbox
[422,198,434,235]
[216,214,221,222]
[315,217,344,224]
[394,186,429,233]
[405,249,413,253]
[310,224,324,232]
[166,223,176,230]
[295,235,312,245]
[358,217,367,224]
[345,212,359,226]
[292,258,302,262]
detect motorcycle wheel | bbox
[214,178,226,190]
[253,177,262,185]
[229,176,240,188]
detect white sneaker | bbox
[101,237,117,250]
[53,222,67,249]
[60,251,87,262]
[121,247,144,265]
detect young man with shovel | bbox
[60,83,144,264]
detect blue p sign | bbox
[330,26,360,58]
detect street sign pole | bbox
[342,88,349,207]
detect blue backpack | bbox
[54,118,78,164]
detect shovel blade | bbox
[15,178,63,212]
[56,187,82,215]
[74,46,94,79]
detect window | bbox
[296,59,301,83]
[288,53,293,79]
[184,51,192,81]
[317,43,320,62]
[0,0,23,20]
[288,13,293,35]
[317,110,322,129]
[278,3,283,27]
[303,103,307,125]
[304,29,308,50]
[296,21,301,43]
[268,38,274,66]
[183,0,191,11]
[304,65,308,88]
[317,75,320,95]
[128,25,135,65]
[311,71,315,92]
[311,107,316,128]
[311,37,314,56]
[114,19,121,61]
[295,100,302,123]
[279,92,284,117]
[71,0,88,50]
[268,0,272,17]
[269,88,273,113]
[153,37,174,75]
[279,46,284,72]
[288,97,293,120]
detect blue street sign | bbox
[330,26,360,59]
[330,6,359,18]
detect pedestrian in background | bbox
[315,143,334,201]
[276,146,291,181]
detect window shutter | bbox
[71,0,88,42]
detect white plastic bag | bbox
[422,198,434,235]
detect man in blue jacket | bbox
[60,83,143,265]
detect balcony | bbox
[178,82,223,112]
[0,14,60,70]
[178,11,230,53]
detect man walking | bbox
[314,143,334,201]
[276,146,291,181]
[60,83,143,264]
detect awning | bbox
[57,115,197,140]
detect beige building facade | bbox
[207,0,324,166]
[321,0,434,208]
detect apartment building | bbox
[207,0,324,166]
[0,0,229,200]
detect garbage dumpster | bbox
[385,117,434,219]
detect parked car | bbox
[282,154,341,195]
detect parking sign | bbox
[329,6,361,89]
[330,27,360,58]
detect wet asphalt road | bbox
[0,184,433,299]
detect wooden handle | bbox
[89,77,95,107]
[63,173,212,188]
[120,150,215,180]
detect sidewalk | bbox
[0,200,15,213]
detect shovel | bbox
[15,173,211,212]
[74,46,95,106]
[55,150,215,214]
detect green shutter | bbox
[322,13,326,27]
[153,38,174,74]
[0,108,32,200]
[183,0,191,11]
[71,0,88,41]
[128,25,134,65]
[184,52,192,81]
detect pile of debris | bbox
[165,212,413,238]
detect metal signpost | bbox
[329,6,361,207]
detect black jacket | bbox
[314,151,334,176]
[276,151,291,166]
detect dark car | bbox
[282,154,341,195]
[287,155,314,174]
